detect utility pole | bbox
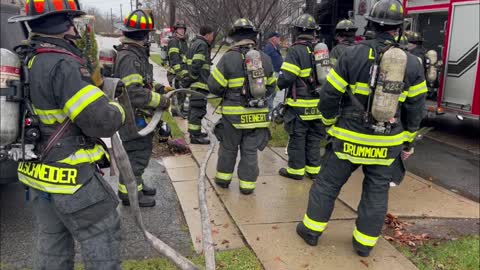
[110,8,113,33]
[120,4,123,19]
[130,0,133,12]
[136,0,139,9]
[169,0,176,28]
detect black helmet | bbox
[406,31,423,43]
[335,19,358,32]
[8,0,84,23]
[365,0,404,26]
[173,20,187,30]
[115,9,154,32]
[228,18,258,41]
[293,14,318,31]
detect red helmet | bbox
[8,0,84,23]
[115,9,154,32]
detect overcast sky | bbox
[81,0,137,17]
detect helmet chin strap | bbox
[63,17,81,43]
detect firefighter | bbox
[167,20,189,117]
[277,14,325,181]
[8,1,126,268]
[184,25,215,144]
[330,19,358,66]
[296,0,427,257]
[208,18,277,195]
[406,31,426,61]
[114,9,171,207]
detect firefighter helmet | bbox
[228,18,258,40]
[8,0,84,23]
[365,0,404,26]
[335,19,358,32]
[293,14,318,31]
[173,20,187,30]
[115,9,154,32]
[406,31,423,43]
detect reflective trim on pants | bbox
[239,180,256,190]
[118,183,143,194]
[353,227,379,247]
[215,171,233,182]
[305,165,321,175]
[303,214,327,233]
[287,166,305,176]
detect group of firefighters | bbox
[7,0,428,268]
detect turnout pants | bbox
[303,146,394,253]
[214,118,270,191]
[284,110,324,177]
[32,173,121,270]
[187,89,208,135]
[119,133,154,193]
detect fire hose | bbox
[103,79,217,270]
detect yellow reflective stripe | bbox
[232,122,270,129]
[118,183,143,194]
[192,54,206,61]
[228,77,245,88]
[202,64,210,70]
[350,82,370,96]
[303,214,327,233]
[326,69,348,93]
[267,76,277,85]
[109,102,125,124]
[64,85,104,121]
[305,165,321,174]
[299,68,312,78]
[218,106,269,115]
[173,64,181,71]
[408,81,427,98]
[281,62,301,76]
[33,106,67,124]
[18,173,82,195]
[300,115,322,120]
[58,144,109,166]
[353,227,379,247]
[191,82,209,90]
[215,171,233,181]
[398,91,408,102]
[211,67,227,87]
[368,48,375,60]
[239,180,256,190]
[188,123,201,131]
[327,126,417,146]
[287,167,305,176]
[28,55,37,69]
[122,74,143,87]
[335,152,395,165]
[285,98,319,107]
[168,47,180,54]
[149,92,161,107]
[321,116,337,126]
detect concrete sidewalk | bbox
[165,108,479,270]
[148,60,479,269]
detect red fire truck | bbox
[403,0,480,120]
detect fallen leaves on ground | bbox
[360,259,369,268]
[383,213,430,250]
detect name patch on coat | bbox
[343,142,388,158]
[18,162,78,185]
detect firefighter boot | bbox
[296,222,322,246]
[239,187,254,195]
[305,172,318,180]
[142,183,157,196]
[279,168,304,180]
[214,178,230,189]
[118,192,156,207]
[352,237,372,257]
[190,134,210,145]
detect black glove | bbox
[158,95,171,110]
[154,83,166,94]
[114,81,125,98]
